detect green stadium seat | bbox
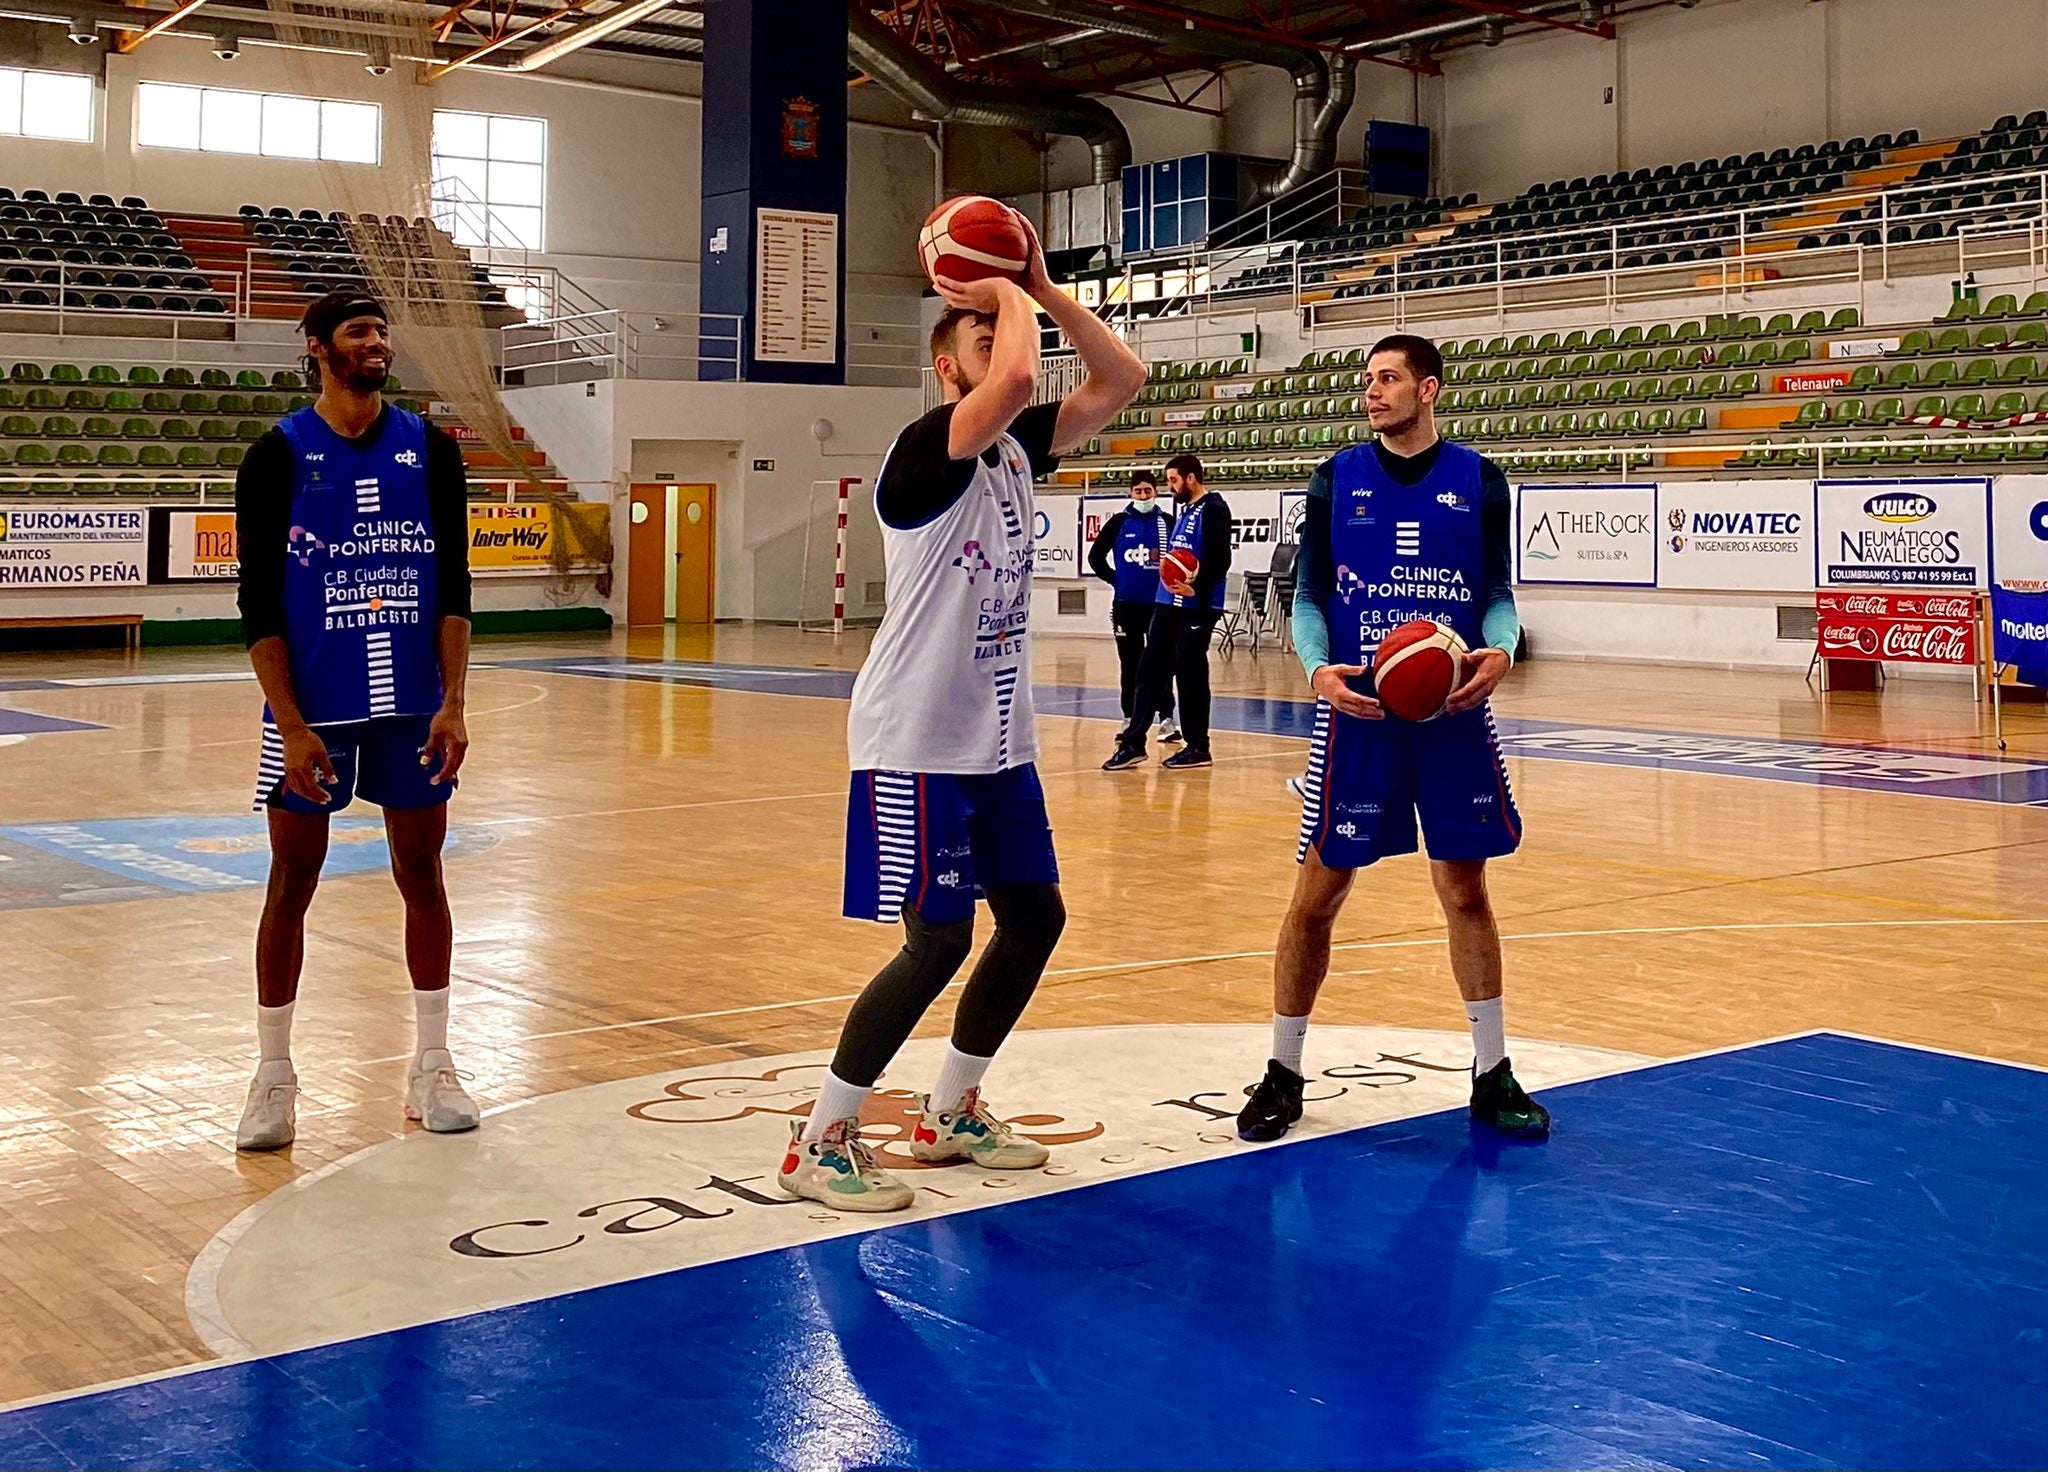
[96,444,135,468]
[1589,328,1616,351]
[1763,313,1795,336]
[143,391,176,412]
[1674,407,1707,432]
[1511,358,1541,382]
[1779,338,1811,362]
[1495,414,1522,439]
[1942,299,1978,321]
[1747,341,1779,368]
[64,388,101,411]
[24,388,58,410]
[1986,294,2019,318]
[80,415,117,438]
[1535,332,1561,353]
[2014,322,2048,348]
[1522,413,1551,437]
[1991,392,2028,419]
[180,392,213,414]
[40,415,79,438]
[9,364,46,383]
[249,370,283,389]
[136,445,175,468]
[1622,349,1653,374]
[199,418,233,440]
[176,446,214,468]
[1562,330,1589,353]
[1882,362,1919,389]
[1652,347,1683,372]
[1593,351,1622,376]
[0,414,35,437]
[1972,326,2009,351]
[1510,334,1536,355]
[1922,361,1959,389]
[1614,408,1644,435]
[1615,326,1644,349]
[161,417,196,439]
[1602,379,1632,404]
[1961,358,1997,386]
[1827,308,1861,330]
[0,387,15,410]
[56,444,92,467]
[1932,327,1969,354]
[1911,395,1948,420]
[1583,409,1613,435]
[1551,411,1581,437]
[1664,375,1697,400]
[120,416,153,438]
[1868,397,1905,425]
[1674,322,1705,343]
[2024,293,2048,317]
[1794,401,1830,427]
[1898,329,1933,355]
[14,444,53,466]
[1950,394,1987,420]
[1644,408,1675,434]
[1844,364,1879,392]
[1795,311,1826,334]
[2002,356,2040,383]
[1542,382,1572,407]
[1835,398,1867,425]
[87,365,120,385]
[48,363,83,384]
[161,367,195,387]
[1693,373,1728,399]
[1730,371,1761,396]
[1467,416,1494,441]
[1572,381,1603,405]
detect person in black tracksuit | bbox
[1104,453,1233,771]
[1086,469,1179,741]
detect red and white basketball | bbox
[918,196,1029,286]
[1372,619,1468,722]
[1159,548,1199,598]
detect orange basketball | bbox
[1160,547,1199,598]
[918,196,1029,285]
[1372,619,1468,722]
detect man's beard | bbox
[946,364,973,397]
[342,360,390,394]
[1372,407,1421,440]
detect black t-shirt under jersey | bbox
[876,400,1063,530]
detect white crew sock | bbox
[413,986,450,1058]
[1466,995,1506,1074]
[803,1071,872,1144]
[929,1045,994,1115]
[1271,1013,1310,1075]
[257,1002,295,1065]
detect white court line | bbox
[353,916,2048,1064]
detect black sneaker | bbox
[1102,743,1146,772]
[1161,747,1214,770]
[1470,1057,1551,1139]
[1237,1059,1306,1142]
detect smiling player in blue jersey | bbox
[232,290,478,1153]
[1236,333,1551,1145]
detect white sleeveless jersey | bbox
[847,424,1038,775]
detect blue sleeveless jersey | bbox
[1324,440,1487,667]
[1111,508,1171,603]
[273,405,443,727]
[1159,495,1227,611]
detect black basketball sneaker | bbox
[1470,1057,1551,1138]
[1237,1059,1306,1142]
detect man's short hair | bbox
[930,307,993,362]
[1368,333,1444,386]
[1131,469,1158,490]
[1164,452,1204,483]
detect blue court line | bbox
[0,1033,2040,1471]
[491,655,2048,807]
[0,708,100,736]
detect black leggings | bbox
[1111,599,1174,723]
[1121,605,1220,750]
[829,885,1068,1088]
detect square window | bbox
[489,205,543,250]
[200,89,262,155]
[138,82,201,150]
[488,114,545,164]
[23,71,92,142]
[435,110,488,160]
[0,70,23,136]
[488,160,544,208]
[321,101,379,163]
[261,93,321,159]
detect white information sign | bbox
[753,208,839,365]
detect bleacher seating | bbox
[0,355,558,499]
[1220,195,1473,298]
[0,188,230,314]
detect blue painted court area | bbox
[2,1033,2042,1471]
[496,655,2048,805]
[0,706,99,736]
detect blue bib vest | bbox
[273,405,443,727]
[1160,494,1227,611]
[1323,441,1487,672]
[1112,507,1171,603]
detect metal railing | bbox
[0,472,598,504]
[500,309,746,383]
[1102,164,2048,348]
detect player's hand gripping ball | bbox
[1371,619,1469,721]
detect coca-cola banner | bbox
[1657,479,1814,591]
[1816,477,1990,588]
[1814,590,1978,665]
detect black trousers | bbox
[1111,598,1175,724]
[1120,604,1220,751]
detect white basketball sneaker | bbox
[235,1060,298,1152]
[406,1049,480,1134]
[1287,776,1308,804]
[1155,719,1184,745]
[911,1087,1050,1169]
[778,1118,915,1212]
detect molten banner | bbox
[1814,590,1977,665]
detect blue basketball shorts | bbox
[1295,699,1521,869]
[844,764,1060,926]
[254,713,455,815]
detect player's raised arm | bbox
[1014,216,1147,454]
[936,274,1040,462]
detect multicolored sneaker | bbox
[911,1088,1050,1169]
[778,1118,915,1212]
[1470,1057,1551,1139]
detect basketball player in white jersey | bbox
[778,221,1146,1212]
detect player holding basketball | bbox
[232,290,478,1151]
[1236,333,1550,1143]
[777,219,1147,1211]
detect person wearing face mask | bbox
[1086,470,1181,743]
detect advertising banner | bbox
[1225,490,1284,559]
[1657,479,1813,591]
[1989,474,2048,671]
[151,508,239,582]
[1775,369,1852,393]
[1032,498,1080,579]
[0,506,147,589]
[1816,478,1989,588]
[468,503,610,577]
[1814,590,1977,664]
[1516,484,1657,585]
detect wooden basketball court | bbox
[2,627,2044,1438]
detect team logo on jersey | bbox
[288,525,327,566]
[1335,821,1359,839]
[1435,490,1469,512]
[952,540,994,584]
[394,449,421,469]
[1334,565,1365,603]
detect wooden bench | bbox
[0,612,143,653]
